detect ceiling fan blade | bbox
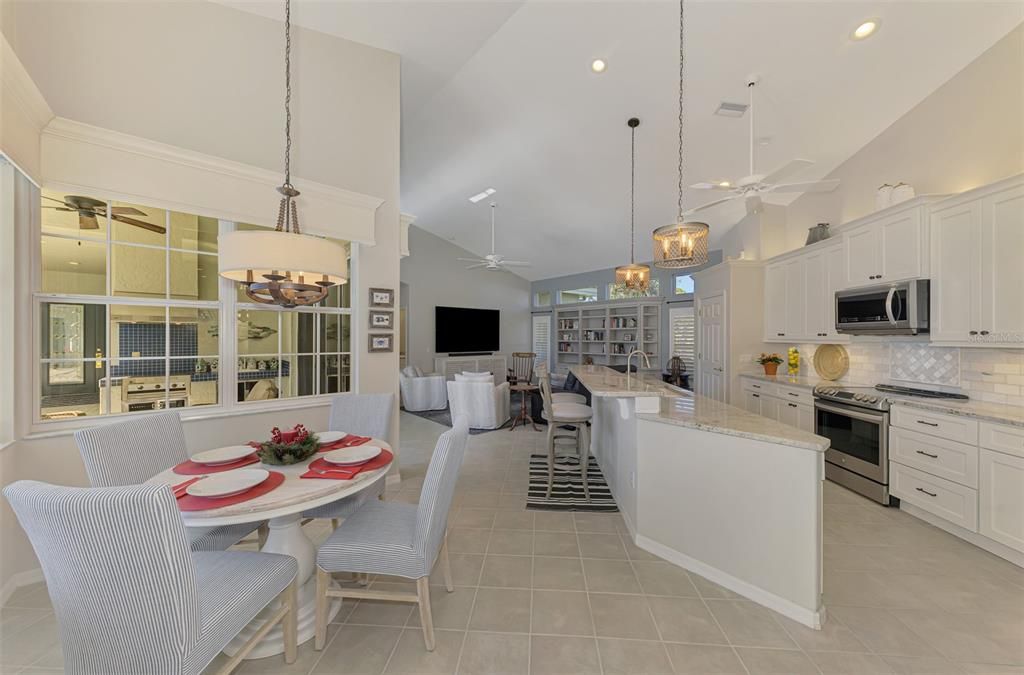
[690,182,736,191]
[110,206,146,216]
[79,213,99,229]
[465,263,489,270]
[685,194,740,214]
[769,179,840,194]
[499,261,532,267]
[762,159,814,184]
[42,195,69,205]
[112,214,166,234]
[745,195,764,216]
[457,257,486,263]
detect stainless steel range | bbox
[122,375,191,412]
[813,383,967,504]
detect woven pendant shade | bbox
[652,220,709,269]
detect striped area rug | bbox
[527,454,619,512]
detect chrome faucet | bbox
[626,349,651,388]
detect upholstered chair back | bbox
[413,416,469,568]
[74,411,188,487]
[3,481,200,673]
[328,393,394,443]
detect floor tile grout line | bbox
[577,534,606,675]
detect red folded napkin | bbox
[317,434,372,453]
[301,449,393,480]
[171,477,203,499]
[173,454,260,476]
[177,471,286,512]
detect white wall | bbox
[1,1,401,595]
[400,225,531,371]
[782,24,1024,251]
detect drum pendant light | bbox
[653,0,709,269]
[218,0,347,307]
[614,118,650,292]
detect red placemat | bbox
[302,449,393,480]
[177,471,285,512]
[173,454,260,475]
[317,434,372,453]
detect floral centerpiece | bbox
[255,424,319,465]
[757,353,784,376]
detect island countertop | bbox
[569,365,685,398]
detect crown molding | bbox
[1,35,53,182]
[1,37,53,131]
[41,117,384,244]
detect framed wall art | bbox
[369,288,395,308]
[369,310,394,330]
[368,333,394,353]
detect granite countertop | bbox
[569,365,684,398]
[638,393,830,453]
[738,371,1023,427]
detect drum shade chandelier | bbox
[614,118,650,292]
[218,0,347,307]
[653,0,709,269]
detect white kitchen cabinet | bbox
[764,263,787,340]
[930,175,1024,347]
[784,258,805,339]
[803,250,828,339]
[979,448,1024,554]
[739,376,812,431]
[843,200,931,288]
[824,243,847,340]
[777,400,814,433]
[742,389,763,415]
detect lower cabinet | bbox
[739,377,813,433]
[891,461,979,532]
[979,448,1024,553]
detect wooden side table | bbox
[509,383,540,431]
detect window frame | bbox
[31,192,357,433]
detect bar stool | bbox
[536,364,587,406]
[539,372,594,502]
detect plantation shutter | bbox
[669,306,695,371]
[532,314,551,369]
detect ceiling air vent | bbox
[714,101,748,117]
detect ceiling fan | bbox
[42,195,166,234]
[458,202,531,272]
[688,75,840,217]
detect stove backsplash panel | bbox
[796,342,1024,407]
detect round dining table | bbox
[147,438,393,659]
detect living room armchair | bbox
[399,366,448,412]
[446,375,510,430]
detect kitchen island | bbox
[569,365,829,629]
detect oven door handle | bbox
[885,287,897,325]
[814,400,887,424]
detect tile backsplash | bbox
[796,340,1024,407]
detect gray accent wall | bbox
[400,225,532,372]
[530,250,723,372]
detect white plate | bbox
[190,445,256,466]
[323,446,382,466]
[317,431,348,445]
[186,469,270,498]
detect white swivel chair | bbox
[446,373,510,430]
[399,366,448,412]
[4,480,298,675]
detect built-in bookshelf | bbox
[553,298,661,374]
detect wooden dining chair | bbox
[314,416,470,652]
[3,480,299,675]
[508,352,536,385]
[74,411,266,552]
[302,393,394,529]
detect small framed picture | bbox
[368,333,394,353]
[369,310,394,330]
[369,288,395,308]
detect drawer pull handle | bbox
[915,450,939,459]
[916,420,939,427]
[788,403,798,408]
[752,394,760,398]
[915,487,938,497]
[788,392,800,397]
[752,385,760,389]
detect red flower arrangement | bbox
[257,424,319,465]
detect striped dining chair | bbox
[314,416,470,652]
[74,411,265,552]
[302,393,395,528]
[3,480,298,675]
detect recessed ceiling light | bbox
[718,181,731,188]
[591,59,607,74]
[68,261,80,266]
[851,18,880,40]
[468,188,496,204]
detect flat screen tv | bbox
[435,306,500,354]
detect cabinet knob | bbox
[969,331,978,335]
[980,330,990,335]
[777,333,785,337]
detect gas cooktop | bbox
[814,384,969,412]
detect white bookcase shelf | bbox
[553,298,661,374]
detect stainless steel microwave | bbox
[835,280,929,335]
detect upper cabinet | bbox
[844,203,929,288]
[931,175,1024,347]
[763,240,845,343]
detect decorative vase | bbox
[876,184,894,210]
[891,182,915,204]
[805,223,831,245]
[763,362,779,376]
[788,347,800,376]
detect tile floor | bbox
[2,412,1022,674]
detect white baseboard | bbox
[900,502,1024,568]
[635,534,824,630]
[0,567,44,606]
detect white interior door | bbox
[697,293,726,402]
